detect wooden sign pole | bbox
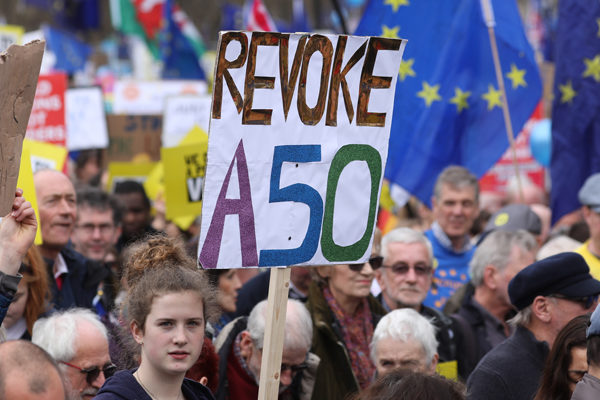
[257,267,291,400]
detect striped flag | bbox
[246,0,277,31]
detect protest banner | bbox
[25,72,67,147]
[0,25,24,51]
[198,31,405,398]
[0,40,44,216]
[24,139,68,173]
[106,115,162,162]
[112,80,208,115]
[17,146,42,245]
[162,95,211,147]
[106,161,157,192]
[66,87,109,150]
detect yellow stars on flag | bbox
[417,82,441,107]
[506,64,527,89]
[583,54,600,82]
[482,85,502,110]
[399,58,415,81]
[384,0,409,12]
[381,25,400,39]
[449,88,471,112]
[558,81,577,104]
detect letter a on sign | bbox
[198,140,258,269]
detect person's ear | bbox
[131,320,144,344]
[428,353,439,375]
[239,331,254,358]
[375,269,385,289]
[532,296,551,323]
[483,265,498,290]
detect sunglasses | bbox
[280,362,308,375]
[348,256,383,272]
[551,293,599,309]
[383,262,433,277]
[61,361,117,385]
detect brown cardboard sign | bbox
[106,115,162,162]
[0,40,44,216]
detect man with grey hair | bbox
[451,229,537,379]
[423,165,479,311]
[370,308,439,377]
[467,252,600,400]
[376,227,457,374]
[214,299,319,400]
[0,339,67,399]
[31,308,115,400]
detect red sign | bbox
[479,103,545,194]
[26,73,67,147]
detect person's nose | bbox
[360,261,374,277]
[91,371,106,388]
[173,324,187,345]
[91,226,102,239]
[280,368,294,387]
[405,266,418,283]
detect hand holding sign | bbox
[199,32,406,269]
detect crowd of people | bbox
[3,162,600,400]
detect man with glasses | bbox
[451,230,537,380]
[375,227,458,377]
[32,308,114,400]
[214,299,319,400]
[71,187,122,263]
[467,252,600,400]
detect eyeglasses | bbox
[61,361,117,385]
[348,256,383,272]
[568,369,587,383]
[281,362,308,375]
[383,262,433,277]
[76,223,115,235]
[550,293,599,309]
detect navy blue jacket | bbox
[96,369,215,400]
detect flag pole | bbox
[480,0,524,202]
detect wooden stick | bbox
[257,267,291,400]
[480,0,524,202]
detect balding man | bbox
[34,170,107,309]
[0,339,67,399]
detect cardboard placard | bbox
[198,32,406,269]
[106,115,162,162]
[0,40,45,216]
[66,87,109,150]
[25,72,67,147]
[162,95,212,148]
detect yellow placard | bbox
[0,25,24,50]
[179,125,208,146]
[24,139,68,172]
[144,162,164,202]
[17,146,42,245]
[106,162,157,192]
[173,215,196,231]
[161,140,207,220]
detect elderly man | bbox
[467,252,600,400]
[575,172,600,279]
[424,166,479,311]
[215,299,318,400]
[0,340,67,399]
[375,227,456,371]
[370,308,439,376]
[32,308,115,400]
[451,230,537,379]
[34,170,106,310]
[71,187,121,263]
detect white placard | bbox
[66,87,109,150]
[112,80,208,115]
[198,32,405,269]
[162,95,212,147]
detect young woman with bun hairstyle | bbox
[96,235,218,400]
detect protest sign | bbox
[24,139,67,173]
[106,115,162,162]
[106,162,157,192]
[162,95,211,147]
[162,136,208,220]
[198,32,406,269]
[17,146,42,245]
[112,80,208,115]
[66,87,109,150]
[0,25,24,51]
[0,40,44,216]
[26,72,67,147]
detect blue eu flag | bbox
[355,0,541,206]
[43,25,93,73]
[550,0,600,224]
